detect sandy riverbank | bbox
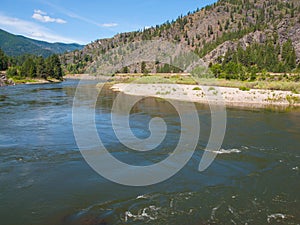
[64,74,110,80]
[111,83,300,108]
[64,74,96,80]
[24,79,62,84]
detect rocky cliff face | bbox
[203,31,266,63]
[277,18,300,60]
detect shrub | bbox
[193,87,202,91]
[239,86,250,91]
[6,67,19,78]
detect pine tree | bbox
[20,57,36,77]
[287,49,297,70]
[141,61,147,74]
[35,57,46,78]
[52,55,63,80]
[122,66,129,73]
[6,66,19,78]
[45,54,63,80]
[225,19,230,30]
[282,39,296,70]
[0,48,8,71]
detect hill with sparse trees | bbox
[62,0,300,80]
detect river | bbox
[0,79,299,224]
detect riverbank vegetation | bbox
[195,78,300,93]
[113,73,197,85]
[0,48,63,83]
[111,72,300,93]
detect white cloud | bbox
[100,23,118,28]
[0,13,82,43]
[32,9,66,24]
[34,9,47,15]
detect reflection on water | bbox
[0,79,299,225]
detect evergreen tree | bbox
[286,48,296,70]
[35,57,46,78]
[141,61,147,74]
[20,57,36,77]
[122,66,129,73]
[282,39,296,70]
[0,48,8,71]
[45,54,63,80]
[6,66,19,78]
[225,19,230,30]
[51,54,63,80]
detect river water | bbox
[0,79,299,225]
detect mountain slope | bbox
[0,29,84,57]
[62,0,300,74]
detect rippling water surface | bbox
[0,80,299,225]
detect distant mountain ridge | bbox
[0,29,84,57]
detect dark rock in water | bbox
[62,211,110,225]
[0,72,15,87]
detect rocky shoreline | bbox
[0,72,15,87]
[0,72,63,86]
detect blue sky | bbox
[0,0,216,44]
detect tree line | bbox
[209,38,299,80]
[0,48,63,80]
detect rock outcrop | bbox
[0,72,15,87]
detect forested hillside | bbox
[62,0,300,77]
